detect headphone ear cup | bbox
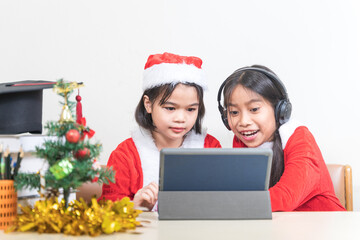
[282,101,292,124]
[221,110,231,130]
[275,100,292,125]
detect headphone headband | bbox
[217,66,292,130]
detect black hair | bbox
[135,82,205,134]
[223,65,285,188]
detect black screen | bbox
[161,153,270,191]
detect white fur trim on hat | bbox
[142,63,207,91]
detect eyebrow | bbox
[228,98,263,107]
[164,101,199,107]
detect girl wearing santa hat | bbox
[217,65,345,211]
[100,52,221,210]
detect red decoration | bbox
[76,90,83,124]
[74,147,90,159]
[91,176,99,183]
[66,129,80,143]
[78,117,95,140]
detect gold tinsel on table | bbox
[5,197,142,236]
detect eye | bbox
[164,107,175,111]
[229,110,239,116]
[250,107,259,112]
[187,107,197,112]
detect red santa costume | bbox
[233,119,346,211]
[99,52,221,203]
[100,127,221,202]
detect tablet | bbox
[159,148,273,191]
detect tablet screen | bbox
[159,148,272,191]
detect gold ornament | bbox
[53,80,84,123]
[53,81,84,95]
[59,104,74,123]
[5,197,142,236]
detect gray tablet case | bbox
[158,148,273,220]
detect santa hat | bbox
[142,52,207,91]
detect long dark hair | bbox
[223,65,285,187]
[135,82,205,134]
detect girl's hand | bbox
[133,181,159,210]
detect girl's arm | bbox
[269,127,322,211]
[99,139,142,202]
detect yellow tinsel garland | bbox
[6,197,142,236]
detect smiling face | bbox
[144,83,199,150]
[227,84,276,148]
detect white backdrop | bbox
[1,0,359,210]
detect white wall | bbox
[1,0,359,210]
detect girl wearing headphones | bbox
[99,53,221,210]
[218,65,345,211]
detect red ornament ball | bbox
[66,129,80,143]
[74,148,90,159]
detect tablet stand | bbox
[158,191,272,220]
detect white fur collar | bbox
[278,119,302,149]
[131,127,207,187]
[257,141,273,149]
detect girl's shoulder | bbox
[107,137,140,168]
[111,137,139,157]
[279,119,308,149]
[131,127,158,152]
[204,133,222,148]
[115,137,136,150]
[279,119,318,150]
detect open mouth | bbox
[240,130,259,137]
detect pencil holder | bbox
[0,180,17,230]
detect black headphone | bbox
[217,67,292,130]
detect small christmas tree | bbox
[15,79,115,207]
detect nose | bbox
[174,110,186,123]
[237,112,251,128]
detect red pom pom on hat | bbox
[143,52,207,91]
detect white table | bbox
[1,211,359,240]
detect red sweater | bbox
[100,134,221,201]
[233,126,345,211]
